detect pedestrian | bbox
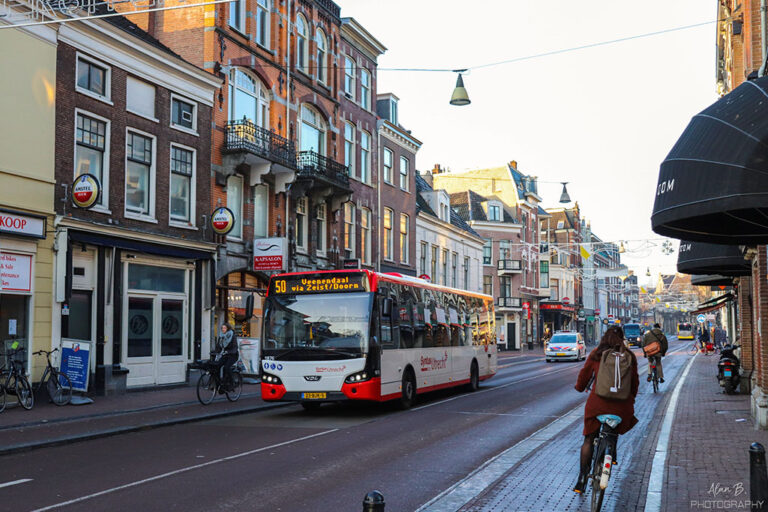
[698,325,711,353]
[714,326,727,350]
[572,326,639,494]
[642,323,667,383]
[217,323,239,390]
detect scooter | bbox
[717,344,740,394]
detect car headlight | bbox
[262,372,282,385]
[345,371,370,384]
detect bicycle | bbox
[649,363,659,394]
[33,349,73,406]
[0,349,34,411]
[589,414,621,512]
[191,351,242,405]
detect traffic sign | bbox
[696,314,706,324]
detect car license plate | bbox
[556,352,567,356]
[724,370,732,377]
[302,392,326,399]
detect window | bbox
[296,14,308,73]
[483,241,492,265]
[550,278,559,301]
[488,204,501,221]
[75,113,108,207]
[500,276,511,297]
[229,69,270,128]
[316,203,327,254]
[125,131,154,217]
[360,69,371,110]
[442,249,448,285]
[316,28,327,84]
[344,202,355,257]
[295,197,308,250]
[452,253,458,288]
[383,148,393,183]
[171,96,196,132]
[383,208,393,260]
[399,156,409,190]
[463,256,470,289]
[300,104,326,154]
[540,261,549,289]
[390,98,398,125]
[344,122,355,177]
[170,145,194,223]
[256,0,270,48]
[483,275,493,296]
[419,242,427,275]
[399,214,409,263]
[226,174,243,239]
[229,0,244,32]
[344,56,355,97]
[360,131,370,183]
[76,55,109,99]
[431,246,438,282]
[361,208,371,264]
[126,77,155,119]
[254,184,269,238]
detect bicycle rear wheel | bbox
[652,373,659,393]
[16,376,34,410]
[0,384,6,413]
[591,437,607,512]
[688,344,698,355]
[226,372,243,402]
[197,371,216,405]
[47,370,73,406]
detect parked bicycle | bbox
[0,348,34,412]
[191,351,242,405]
[33,349,73,406]
[589,414,621,512]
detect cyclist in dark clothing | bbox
[217,323,239,390]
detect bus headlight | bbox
[262,373,282,385]
[345,371,370,384]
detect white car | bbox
[545,332,587,362]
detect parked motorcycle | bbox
[717,344,740,394]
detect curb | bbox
[0,401,291,457]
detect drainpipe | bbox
[760,0,768,76]
[376,126,382,273]
[285,0,292,270]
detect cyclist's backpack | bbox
[595,345,633,400]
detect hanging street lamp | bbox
[449,70,471,106]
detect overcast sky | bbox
[335,0,716,287]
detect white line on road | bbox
[0,479,32,489]
[644,353,697,512]
[31,429,339,512]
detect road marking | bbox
[0,479,32,489]
[31,429,338,512]
[644,353,697,512]
[497,358,546,369]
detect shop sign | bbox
[562,297,571,305]
[60,339,91,392]
[0,209,45,239]
[72,174,101,209]
[418,274,431,282]
[253,237,287,271]
[342,258,361,270]
[522,301,531,319]
[211,207,235,235]
[0,252,32,292]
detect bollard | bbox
[750,443,768,509]
[363,490,385,512]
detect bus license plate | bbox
[302,392,326,399]
[724,370,732,377]
[556,352,567,356]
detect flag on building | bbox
[580,245,591,260]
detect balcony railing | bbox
[297,150,350,189]
[497,297,522,309]
[314,0,341,19]
[224,120,297,170]
[497,259,522,273]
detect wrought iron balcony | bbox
[223,120,297,171]
[497,297,522,309]
[497,259,522,274]
[297,150,350,189]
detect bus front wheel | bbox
[400,370,416,409]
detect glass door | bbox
[157,296,187,385]
[126,295,155,386]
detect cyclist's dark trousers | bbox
[218,353,238,386]
[647,354,663,379]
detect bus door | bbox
[378,291,405,398]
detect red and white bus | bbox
[260,270,497,409]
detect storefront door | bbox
[125,293,187,386]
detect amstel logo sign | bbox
[211,207,235,235]
[72,174,100,209]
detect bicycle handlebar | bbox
[33,348,59,356]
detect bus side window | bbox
[458,299,467,346]
[379,294,397,350]
[399,298,415,349]
[413,302,425,348]
[470,299,480,346]
[423,301,436,348]
[449,302,460,347]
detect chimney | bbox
[432,163,441,174]
[509,160,517,170]
[421,170,434,187]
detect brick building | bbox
[52,14,221,389]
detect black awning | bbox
[69,230,214,260]
[691,274,735,286]
[693,293,733,314]
[651,76,768,244]
[676,241,750,276]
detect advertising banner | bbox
[253,237,286,271]
[60,339,92,392]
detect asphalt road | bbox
[0,345,681,512]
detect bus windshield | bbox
[678,323,692,331]
[263,292,373,358]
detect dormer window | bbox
[557,220,565,229]
[390,98,398,125]
[487,201,502,221]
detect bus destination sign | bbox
[272,273,368,295]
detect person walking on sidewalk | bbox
[642,323,668,383]
[713,326,727,351]
[216,323,239,390]
[698,325,711,353]
[572,326,639,494]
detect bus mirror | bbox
[382,298,393,318]
[245,294,254,320]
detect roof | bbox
[447,190,518,224]
[415,175,482,238]
[537,205,551,218]
[508,163,539,200]
[547,208,579,231]
[95,4,186,62]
